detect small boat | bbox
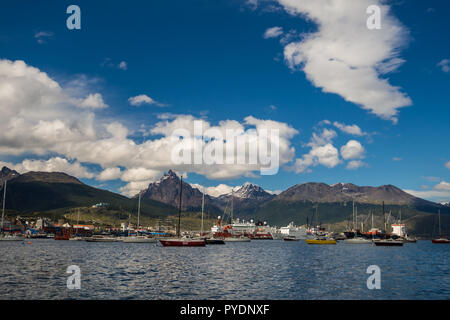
[432,210,450,244]
[344,237,371,244]
[373,239,403,246]
[1,180,24,241]
[85,235,119,242]
[283,236,300,241]
[69,236,85,241]
[122,193,157,243]
[123,236,157,243]
[205,238,225,245]
[224,236,251,242]
[159,175,206,247]
[0,233,24,241]
[401,237,417,243]
[305,237,337,245]
[160,237,206,247]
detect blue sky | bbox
[0,0,449,201]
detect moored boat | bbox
[373,239,403,246]
[432,210,449,244]
[85,235,119,242]
[224,236,251,242]
[344,237,371,244]
[160,237,206,247]
[159,175,206,247]
[305,237,337,245]
[283,236,300,241]
[205,238,225,244]
[123,236,157,243]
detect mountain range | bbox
[1,166,448,235]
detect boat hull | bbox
[223,237,251,242]
[305,239,337,245]
[123,237,157,243]
[432,238,450,244]
[205,238,225,244]
[159,239,206,247]
[373,240,403,246]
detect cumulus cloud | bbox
[0,157,94,179]
[128,94,166,107]
[332,122,366,136]
[190,183,235,197]
[340,140,365,160]
[276,0,412,122]
[79,93,109,109]
[293,128,340,173]
[263,26,283,39]
[346,160,367,170]
[0,59,300,196]
[97,167,122,181]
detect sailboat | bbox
[159,175,206,247]
[345,204,370,244]
[199,186,225,245]
[305,204,336,244]
[123,192,157,243]
[0,180,24,241]
[432,209,450,244]
[372,202,403,246]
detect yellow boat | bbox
[305,239,337,245]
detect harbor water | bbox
[0,239,449,300]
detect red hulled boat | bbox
[159,174,206,247]
[432,210,450,244]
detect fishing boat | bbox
[122,193,157,243]
[159,175,205,247]
[0,180,24,241]
[432,210,450,244]
[344,206,371,244]
[305,237,337,245]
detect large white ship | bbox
[279,222,307,240]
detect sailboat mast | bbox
[201,186,205,236]
[231,189,234,223]
[1,180,6,232]
[137,192,141,230]
[438,209,441,237]
[352,201,355,231]
[177,175,183,238]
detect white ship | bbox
[279,222,307,240]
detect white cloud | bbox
[119,180,153,197]
[79,93,109,109]
[0,157,94,179]
[393,157,402,161]
[128,94,165,107]
[118,61,128,70]
[446,161,450,170]
[435,181,450,191]
[404,181,450,202]
[34,31,54,44]
[437,59,450,73]
[293,128,340,173]
[340,140,365,160]
[264,26,283,39]
[346,160,367,170]
[277,0,412,122]
[0,59,301,196]
[332,121,366,136]
[97,167,122,181]
[190,183,235,197]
